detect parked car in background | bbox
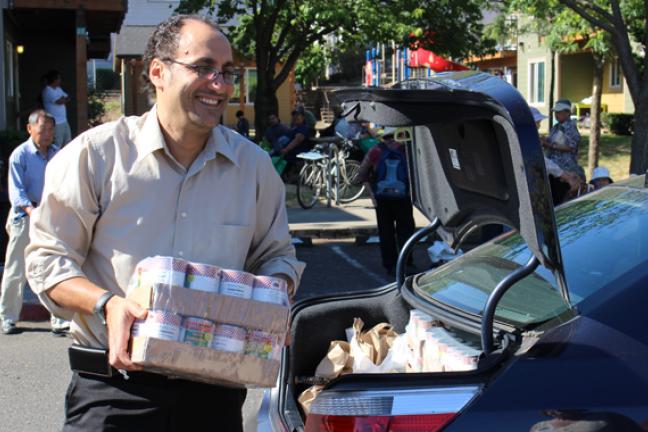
[258,72,648,431]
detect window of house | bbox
[229,68,257,105]
[529,60,545,104]
[610,58,621,88]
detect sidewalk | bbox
[287,198,430,241]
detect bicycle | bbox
[296,137,366,209]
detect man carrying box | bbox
[25,15,304,431]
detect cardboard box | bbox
[128,282,289,387]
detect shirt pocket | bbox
[194,223,254,270]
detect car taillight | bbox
[305,385,481,432]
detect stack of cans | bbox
[130,256,289,360]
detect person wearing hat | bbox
[276,109,312,162]
[590,166,614,190]
[540,99,583,180]
[356,126,416,276]
[529,106,581,204]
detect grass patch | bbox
[577,132,631,182]
[285,183,299,208]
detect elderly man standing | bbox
[25,15,303,431]
[0,110,66,335]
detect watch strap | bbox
[94,291,115,326]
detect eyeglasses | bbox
[162,58,240,85]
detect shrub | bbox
[601,112,634,135]
[88,90,107,127]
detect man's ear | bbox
[149,58,166,91]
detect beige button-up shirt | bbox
[25,107,305,348]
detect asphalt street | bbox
[0,238,431,432]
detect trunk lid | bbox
[335,71,568,300]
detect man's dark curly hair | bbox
[141,14,223,96]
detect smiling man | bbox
[25,15,304,431]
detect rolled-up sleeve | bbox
[245,153,305,292]
[25,136,101,316]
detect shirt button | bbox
[178,251,184,257]
[181,212,187,218]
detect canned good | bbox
[245,330,281,361]
[212,324,247,353]
[137,256,187,288]
[220,270,254,299]
[185,262,220,293]
[252,276,288,306]
[181,317,215,347]
[132,309,182,341]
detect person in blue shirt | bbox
[0,109,67,335]
[277,110,312,162]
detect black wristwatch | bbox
[93,291,115,326]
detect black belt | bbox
[68,344,169,383]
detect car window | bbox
[415,187,648,327]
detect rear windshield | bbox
[415,187,648,327]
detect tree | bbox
[553,0,648,174]
[177,0,495,138]
[495,0,617,177]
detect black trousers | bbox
[375,197,416,270]
[64,372,246,431]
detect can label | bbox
[132,310,182,341]
[181,317,215,347]
[252,276,288,306]
[138,256,187,288]
[245,330,281,360]
[220,270,254,299]
[185,262,220,293]
[212,324,247,353]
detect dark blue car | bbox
[258,72,648,432]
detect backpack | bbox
[372,142,408,199]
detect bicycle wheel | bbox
[337,159,366,203]
[297,162,323,209]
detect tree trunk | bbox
[253,68,279,142]
[630,104,648,175]
[587,53,604,178]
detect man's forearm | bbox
[47,277,109,315]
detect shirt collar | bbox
[26,138,58,158]
[135,105,240,168]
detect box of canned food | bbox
[127,256,290,388]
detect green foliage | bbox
[295,42,330,88]
[95,69,120,91]
[601,112,634,135]
[88,90,107,127]
[0,129,28,157]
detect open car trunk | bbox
[264,72,573,431]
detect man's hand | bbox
[105,296,148,371]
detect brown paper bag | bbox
[352,318,398,365]
[314,340,353,379]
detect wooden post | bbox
[76,8,88,133]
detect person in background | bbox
[357,127,416,276]
[530,106,580,204]
[294,104,316,137]
[25,15,303,430]
[540,99,584,181]
[264,113,290,149]
[332,105,362,140]
[41,70,72,147]
[235,109,250,138]
[589,166,614,190]
[275,109,312,162]
[0,110,69,335]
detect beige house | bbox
[516,32,634,128]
